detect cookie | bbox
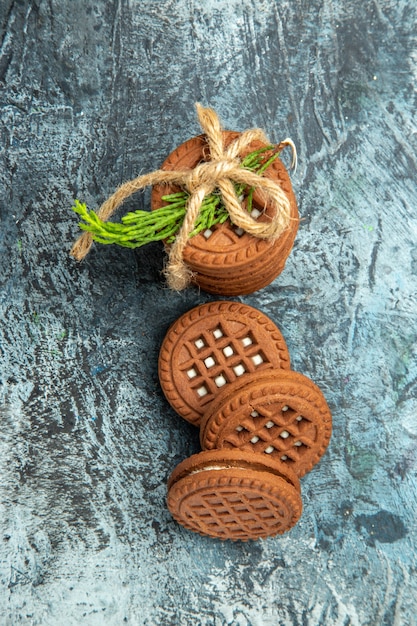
[151,131,299,295]
[191,229,295,295]
[158,301,291,426]
[193,243,294,295]
[200,369,332,477]
[167,448,302,540]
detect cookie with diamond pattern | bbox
[158,301,290,426]
[167,448,302,540]
[200,369,332,477]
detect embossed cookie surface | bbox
[158,301,290,426]
[193,242,294,295]
[167,449,302,541]
[200,370,332,477]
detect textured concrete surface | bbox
[1,1,416,624]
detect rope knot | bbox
[184,158,240,194]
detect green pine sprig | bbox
[72,145,280,249]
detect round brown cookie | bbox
[151,132,299,295]
[191,237,293,290]
[193,242,295,295]
[200,369,322,426]
[198,221,297,279]
[158,301,291,426]
[167,448,302,541]
[200,369,332,477]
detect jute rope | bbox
[71,103,295,291]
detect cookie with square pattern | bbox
[200,369,332,477]
[159,301,290,426]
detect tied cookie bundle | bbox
[159,302,332,541]
[71,104,298,295]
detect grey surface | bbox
[1,1,416,624]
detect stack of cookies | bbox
[151,132,299,296]
[159,301,332,541]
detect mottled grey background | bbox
[1,1,416,624]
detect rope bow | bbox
[71,103,295,290]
